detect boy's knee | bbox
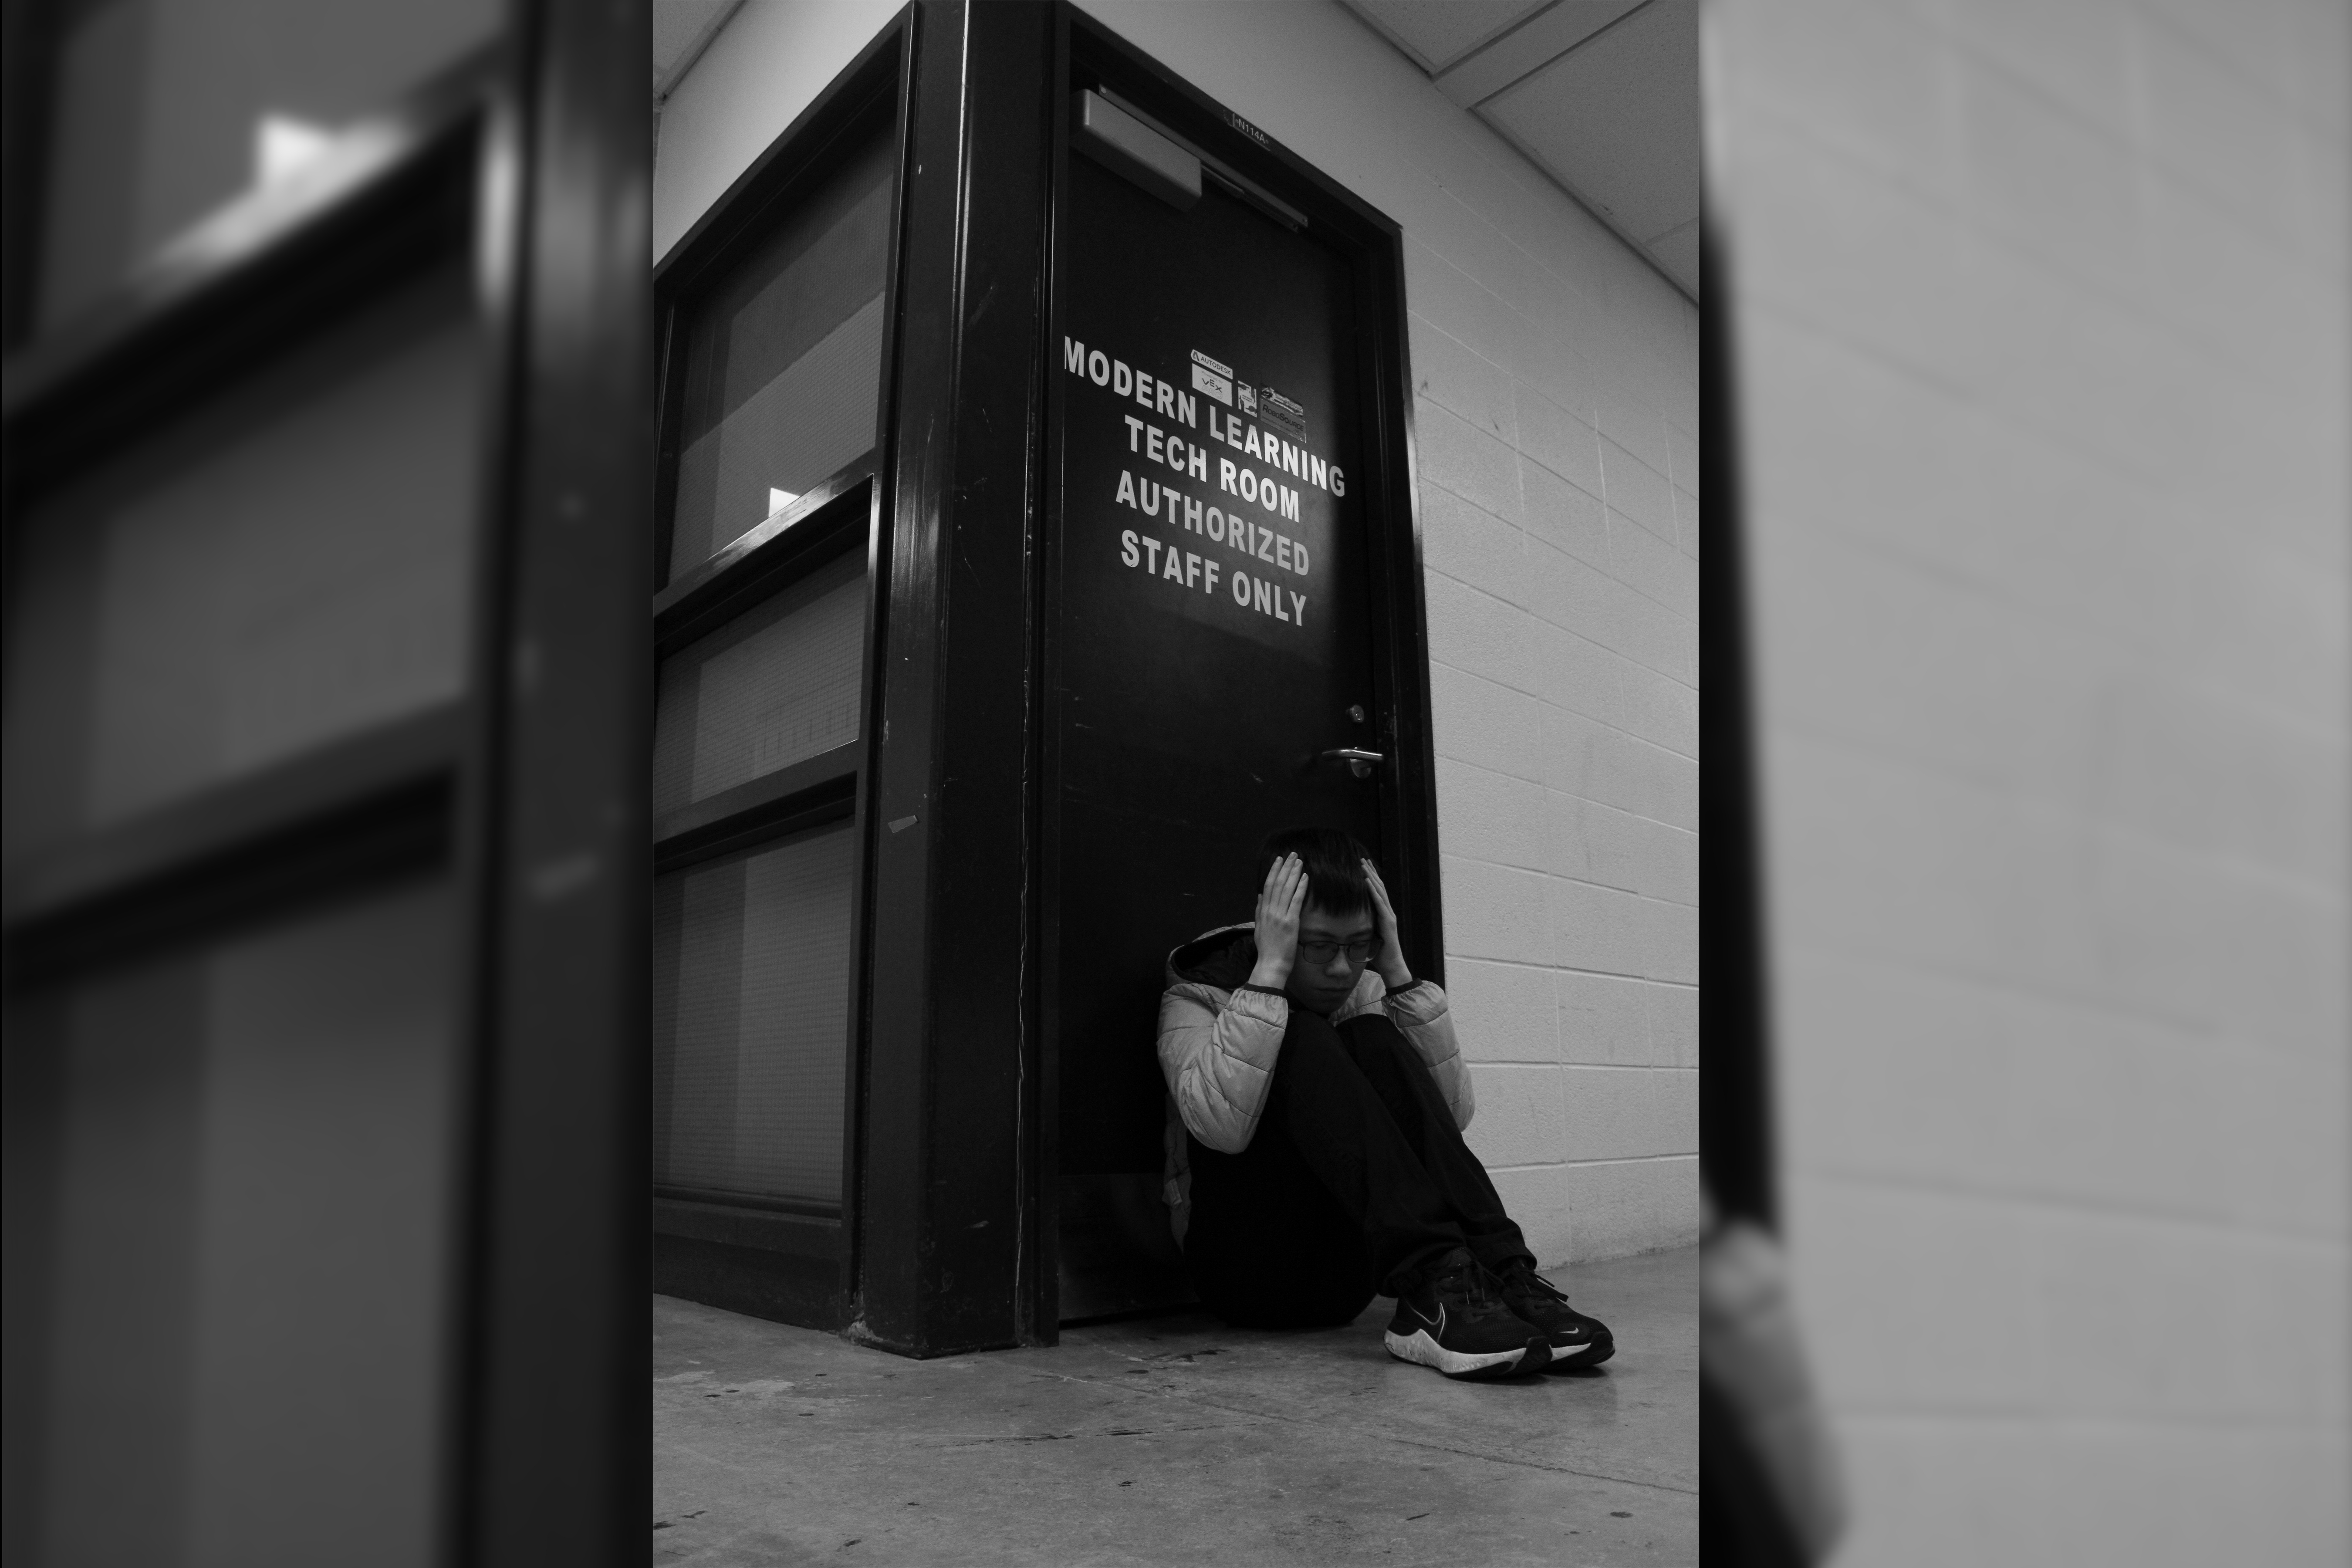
[1281,1006,1343,1044]
[1341,1018,1425,1084]
[1275,1008,1348,1070]
[1268,1010,1360,1104]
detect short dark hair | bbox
[1255,826,1374,919]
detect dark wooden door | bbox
[1050,147,1388,1313]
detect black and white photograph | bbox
[1,2,2342,1565]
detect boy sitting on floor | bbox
[1156,826,1614,1380]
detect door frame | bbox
[1031,8,1445,1331]
[0,3,654,1558]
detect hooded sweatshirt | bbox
[1155,922,1474,1243]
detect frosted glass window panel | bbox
[677,293,882,556]
[651,550,867,816]
[2,269,480,868]
[652,824,854,1207]
[4,880,458,1568]
[667,132,893,581]
[36,0,501,333]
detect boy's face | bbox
[1285,902,1376,1014]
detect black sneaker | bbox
[1496,1260,1615,1369]
[1384,1251,1553,1380]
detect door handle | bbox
[1320,747,1384,779]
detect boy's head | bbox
[1254,826,1372,918]
[1257,826,1379,1014]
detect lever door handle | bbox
[1320,747,1385,778]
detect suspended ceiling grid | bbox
[1341,0,1699,298]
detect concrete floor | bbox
[654,1246,1695,1566]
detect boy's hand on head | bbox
[1362,859,1414,990]
[1248,853,1308,990]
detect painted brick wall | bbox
[1715,0,2350,1560]
[656,0,1703,1267]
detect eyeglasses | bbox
[1296,938,1375,964]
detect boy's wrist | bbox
[1247,956,1292,989]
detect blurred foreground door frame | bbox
[0,2,649,1562]
[1697,218,1774,1232]
[464,1,650,1561]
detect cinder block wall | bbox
[657,0,1703,1268]
[1716,0,2351,1561]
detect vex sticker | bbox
[1190,348,1233,406]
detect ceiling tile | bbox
[1433,0,1646,107]
[1483,0,1699,251]
[1347,0,1552,73]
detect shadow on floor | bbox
[655,1246,1696,1567]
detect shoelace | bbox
[1438,1262,1509,1312]
[1504,1265,1572,1306]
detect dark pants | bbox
[1183,1008,1533,1328]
